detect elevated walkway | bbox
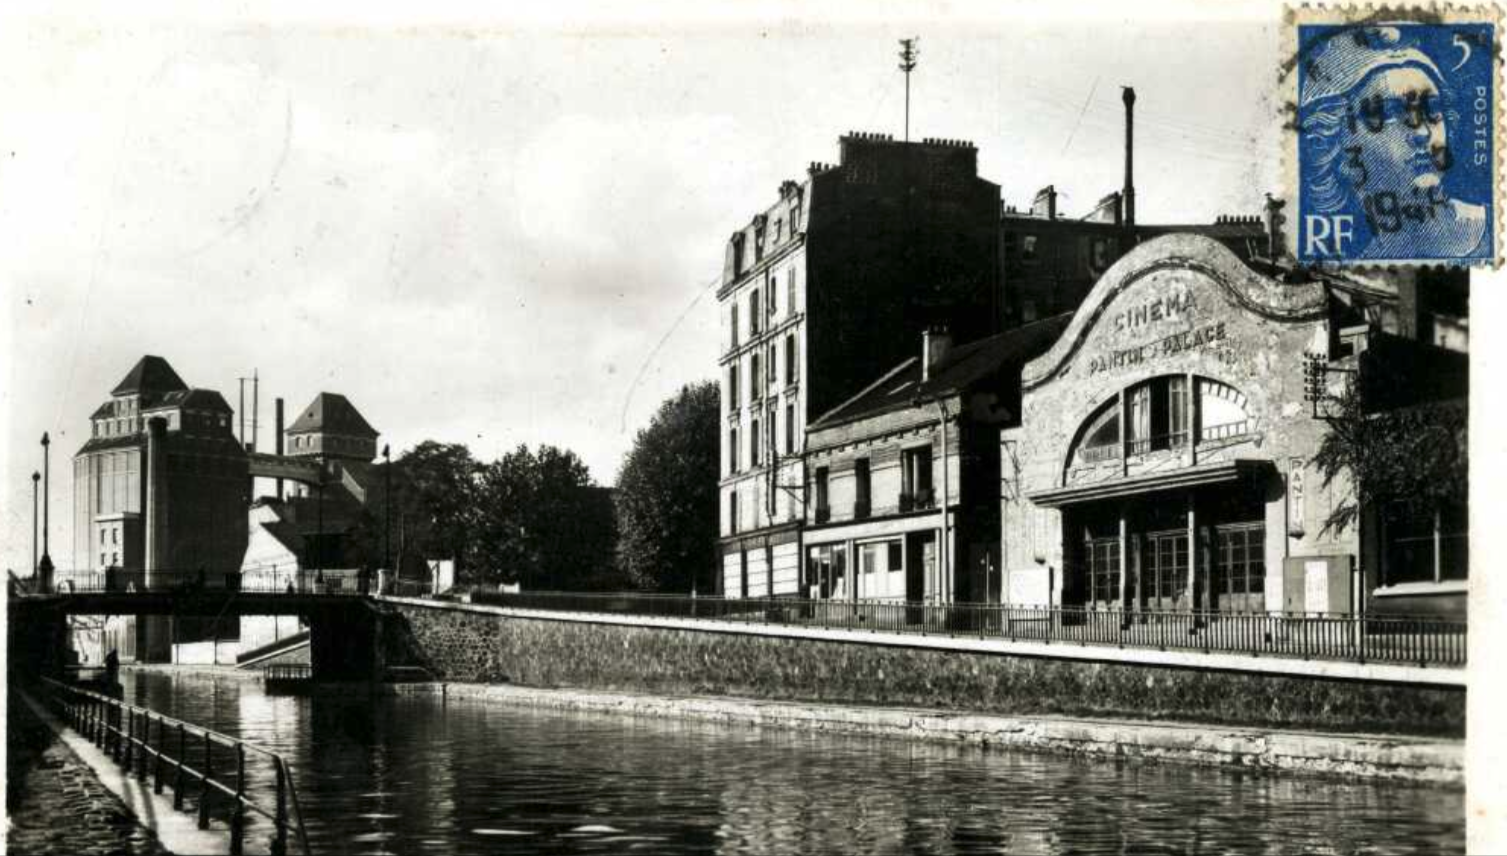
[246,452,322,485]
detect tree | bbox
[1312,364,1468,536]
[470,444,618,589]
[615,381,719,592]
[353,442,482,579]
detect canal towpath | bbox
[5,686,230,856]
[6,689,171,855]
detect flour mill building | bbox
[69,355,249,661]
[1001,233,1468,619]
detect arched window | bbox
[1066,375,1252,475]
[1197,379,1251,441]
[1072,398,1121,464]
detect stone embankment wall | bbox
[386,600,1464,737]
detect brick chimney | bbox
[1122,86,1136,229]
[1263,194,1288,258]
[1031,185,1058,220]
[922,325,952,382]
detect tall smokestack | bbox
[1122,86,1136,229]
[275,397,285,500]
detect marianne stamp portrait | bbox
[1292,15,1499,265]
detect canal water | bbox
[121,670,1462,856]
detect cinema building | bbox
[1000,233,1467,619]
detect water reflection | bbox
[120,670,1462,855]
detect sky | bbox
[2,2,1287,572]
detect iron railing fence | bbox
[386,578,434,598]
[42,567,370,596]
[40,676,312,856]
[470,591,1467,668]
[264,664,313,682]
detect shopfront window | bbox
[1216,523,1265,598]
[1385,501,1468,585]
[1088,536,1121,604]
[807,544,848,599]
[1147,530,1189,602]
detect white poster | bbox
[1007,566,1051,607]
[1303,560,1329,614]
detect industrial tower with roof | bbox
[71,355,250,661]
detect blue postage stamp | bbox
[1290,12,1500,265]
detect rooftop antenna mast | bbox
[898,37,919,142]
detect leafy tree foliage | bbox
[395,441,483,574]
[469,445,619,590]
[346,441,480,579]
[615,381,719,592]
[1312,376,1467,536]
[345,440,617,589]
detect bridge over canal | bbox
[7,569,405,684]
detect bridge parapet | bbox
[46,567,368,596]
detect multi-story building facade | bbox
[802,319,1069,606]
[717,132,1002,598]
[69,355,249,661]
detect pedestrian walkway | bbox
[5,691,171,856]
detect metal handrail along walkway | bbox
[41,676,313,856]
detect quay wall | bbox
[380,599,1465,738]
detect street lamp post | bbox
[31,471,40,576]
[40,433,54,592]
[383,444,392,575]
[40,432,51,564]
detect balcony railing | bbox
[1125,431,1189,456]
[469,591,1466,669]
[1077,443,1121,463]
[899,489,936,512]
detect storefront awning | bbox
[1026,459,1274,508]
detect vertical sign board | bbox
[1287,459,1305,537]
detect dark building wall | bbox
[387,602,1463,737]
[160,436,250,572]
[1000,217,1128,326]
[999,215,1267,329]
[804,137,1001,418]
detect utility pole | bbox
[251,368,259,453]
[238,378,246,448]
[898,37,919,143]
